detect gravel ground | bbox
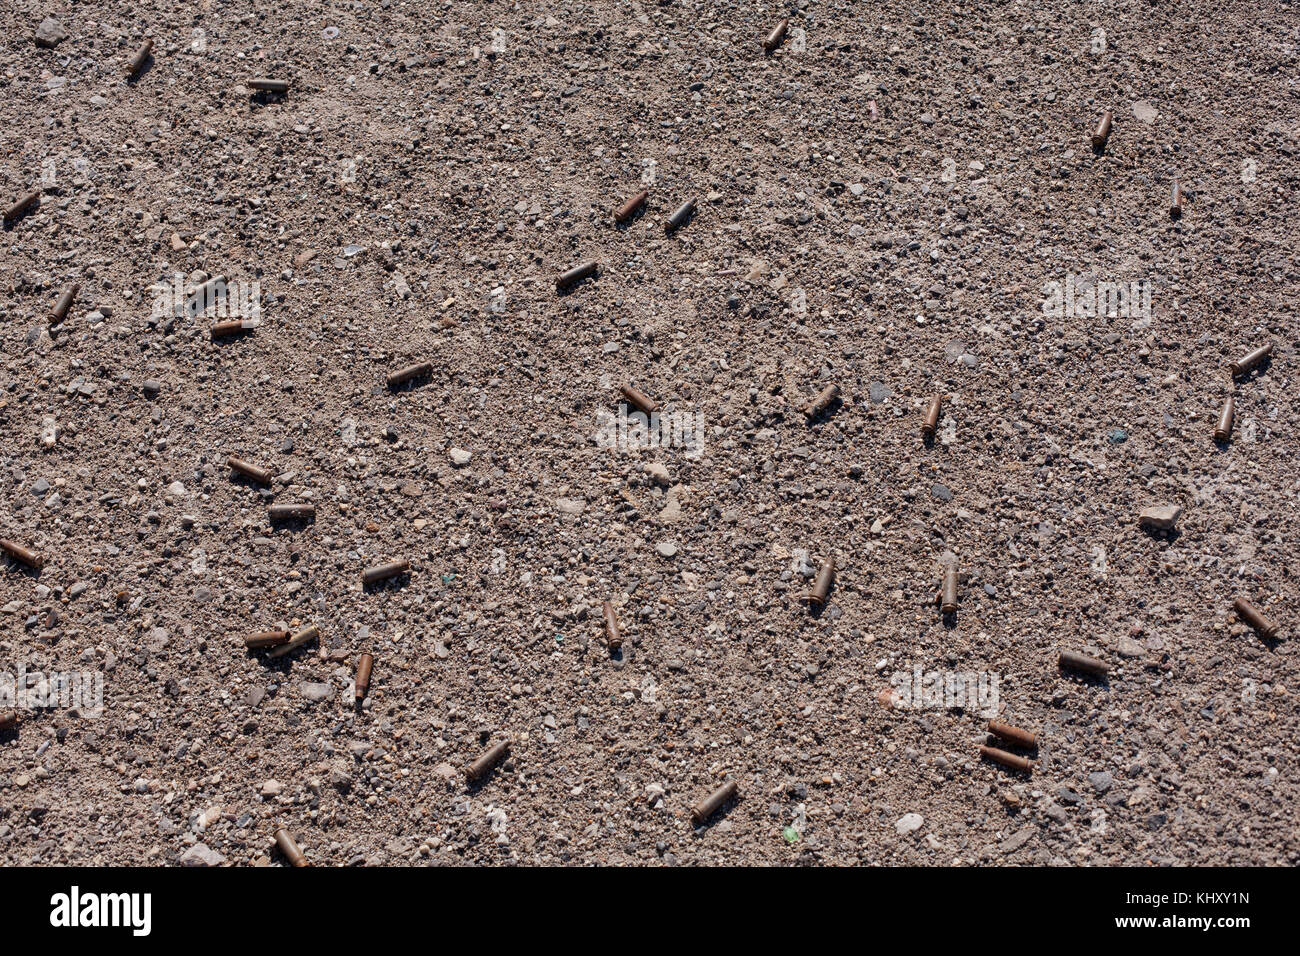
[1,1,1297,866]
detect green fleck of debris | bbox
[783,826,800,844]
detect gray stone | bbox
[1132,99,1158,124]
[1116,636,1146,658]
[645,462,670,485]
[1000,826,1035,853]
[179,843,226,867]
[1138,504,1181,532]
[895,812,924,835]
[1088,771,1114,793]
[298,681,334,703]
[35,18,67,48]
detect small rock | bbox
[1000,826,1035,853]
[895,812,924,835]
[1138,504,1181,532]
[298,681,334,703]
[1132,99,1158,124]
[35,17,67,48]
[1116,636,1146,658]
[656,541,678,558]
[449,448,472,466]
[179,843,226,867]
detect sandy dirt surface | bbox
[0,1,1296,866]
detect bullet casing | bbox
[691,780,738,823]
[267,625,319,659]
[0,539,43,569]
[987,720,1038,749]
[922,394,942,436]
[362,560,409,586]
[979,745,1034,773]
[556,260,598,291]
[802,383,839,419]
[665,198,697,233]
[1230,343,1273,377]
[211,320,258,338]
[763,19,789,52]
[228,456,272,485]
[0,711,17,732]
[269,503,315,521]
[127,39,153,76]
[941,563,958,614]
[274,828,310,867]
[619,384,657,416]
[250,78,289,93]
[1092,111,1113,148]
[1215,396,1235,442]
[244,630,290,650]
[466,740,510,781]
[602,601,622,649]
[355,653,374,701]
[4,191,41,221]
[387,362,432,388]
[1058,649,1110,676]
[806,556,834,607]
[50,284,79,323]
[1234,598,1279,640]
[1170,179,1183,219]
[614,189,648,223]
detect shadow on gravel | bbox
[3,560,42,580]
[614,207,647,230]
[1058,668,1110,690]
[364,573,410,594]
[804,396,842,425]
[1234,357,1272,382]
[269,513,315,531]
[229,472,267,492]
[692,797,739,833]
[125,58,154,84]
